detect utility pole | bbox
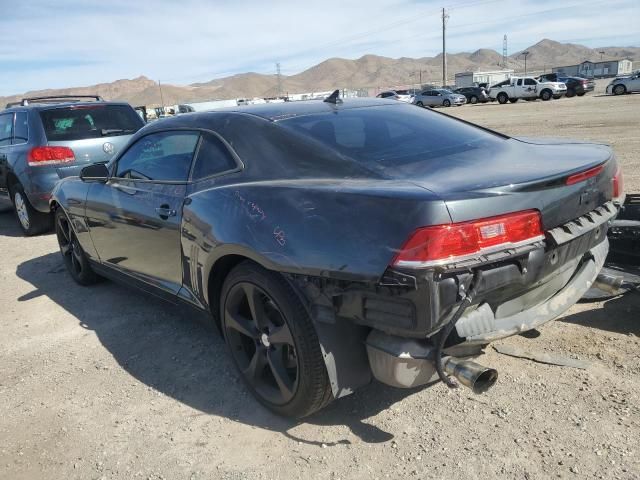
[521,51,530,75]
[441,8,449,87]
[502,34,508,68]
[158,80,165,111]
[276,62,282,99]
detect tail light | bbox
[612,166,624,203]
[28,146,75,166]
[565,164,604,185]
[392,210,544,268]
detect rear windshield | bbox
[279,104,506,177]
[39,104,143,142]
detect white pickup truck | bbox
[488,76,567,104]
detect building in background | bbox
[454,70,514,88]
[552,59,633,78]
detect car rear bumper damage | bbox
[295,202,617,396]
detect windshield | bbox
[437,89,453,95]
[279,103,507,178]
[40,104,144,142]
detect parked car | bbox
[488,76,567,103]
[51,97,622,418]
[376,90,400,100]
[412,89,466,107]
[0,96,145,235]
[606,70,640,95]
[538,74,595,97]
[454,86,490,104]
[394,89,417,103]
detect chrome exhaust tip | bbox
[443,357,498,394]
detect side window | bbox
[524,78,536,86]
[13,112,28,144]
[115,131,199,181]
[0,113,13,146]
[191,132,237,180]
[517,79,523,86]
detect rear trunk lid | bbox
[402,137,615,230]
[38,103,143,178]
[51,135,132,178]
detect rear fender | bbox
[50,179,96,259]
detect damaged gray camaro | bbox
[50,96,624,417]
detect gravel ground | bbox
[1,86,639,480]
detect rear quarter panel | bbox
[180,180,451,307]
[51,178,95,258]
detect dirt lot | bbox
[1,88,639,480]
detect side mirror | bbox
[80,163,110,182]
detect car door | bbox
[423,91,438,106]
[523,78,538,98]
[85,130,200,294]
[630,72,640,92]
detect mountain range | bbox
[2,39,638,107]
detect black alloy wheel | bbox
[221,262,332,417]
[55,209,99,285]
[497,93,508,104]
[443,99,451,107]
[469,95,478,104]
[565,88,576,98]
[224,282,299,405]
[541,90,552,101]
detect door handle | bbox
[155,205,176,219]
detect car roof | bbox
[202,97,401,121]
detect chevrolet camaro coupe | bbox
[51,96,624,418]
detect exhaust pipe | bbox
[443,357,498,394]
[592,272,624,295]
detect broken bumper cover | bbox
[455,236,608,344]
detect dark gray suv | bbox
[0,96,144,235]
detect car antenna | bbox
[324,89,342,104]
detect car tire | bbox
[613,84,626,95]
[497,93,508,104]
[576,92,586,97]
[469,95,478,104]
[55,208,100,286]
[416,101,424,107]
[10,182,52,236]
[509,98,518,103]
[443,99,451,107]
[220,261,333,418]
[565,88,576,98]
[540,89,552,101]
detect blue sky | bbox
[0,0,638,96]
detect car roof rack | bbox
[11,95,105,107]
